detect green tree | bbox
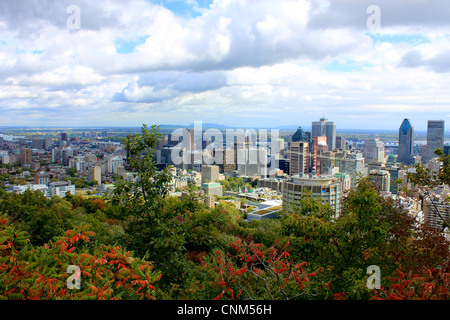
[111,124,172,221]
[67,167,77,177]
[110,125,189,289]
[282,178,416,299]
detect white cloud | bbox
[0,0,449,129]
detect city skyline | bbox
[1,118,449,135]
[1,0,450,130]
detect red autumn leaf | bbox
[234,267,246,276]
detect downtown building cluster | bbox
[0,117,449,233]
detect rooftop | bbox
[251,205,282,215]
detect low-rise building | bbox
[49,181,76,198]
[202,182,223,197]
[9,184,50,197]
[247,200,283,222]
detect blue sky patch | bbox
[325,59,374,72]
[367,33,431,46]
[115,36,149,54]
[15,48,26,54]
[151,0,213,18]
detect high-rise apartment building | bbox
[88,166,102,185]
[424,120,445,164]
[107,156,124,174]
[19,148,33,166]
[398,118,414,165]
[289,141,309,176]
[312,118,336,151]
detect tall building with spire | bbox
[312,117,336,151]
[398,118,414,165]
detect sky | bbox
[0,0,450,130]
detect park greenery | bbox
[0,124,449,300]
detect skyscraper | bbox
[312,118,336,151]
[335,136,346,150]
[424,120,445,164]
[444,144,450,157]
[289,141,309,175]
[312,136,328,173]
[398,118,414,165]
[291,126,310,143]
[363,138,385,164]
